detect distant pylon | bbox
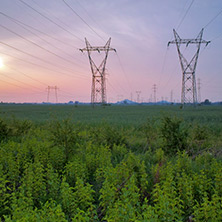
[136,91,141,103]
[168,29,210,107]
[152,84,157,103]
[47,86,58,103]
[80,38,116,105]
[170,90,173,103]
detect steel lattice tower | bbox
[168,29,210,107]
[80,38,116,105]
[152,84,157,103]
[135,91,141,103]
[47,86,58,103]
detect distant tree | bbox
[75,101,79,107]
[202,99,211,105]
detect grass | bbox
[0,104,222,127]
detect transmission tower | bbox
[47,86,58,103]
[152,84,157,103]
[168,29,210,107]
[170,90,173,103]
[136,91,141,103]
[130,92,133,102]
[80,38,116,105]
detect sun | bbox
[0,58,4,68]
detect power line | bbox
[62,0,105,42]
[204,8,222,29]
[27,0,91,63]
[0,11,78,49]
[106,69,129,96]
[0,24,83,68]
[178,0,190,19]
[0,51,88,81]
[17,0,83,42]
[176,0,195,30]
[58,93,74,100]
[0,11,87,66]
[210,33,222,41]
[1,66,44,91]
[115,52,132,92]
[0,41,88,79]
[0,78,35,91]
[107,79,119,94]
[0,70,43,92]
[59,90,87,102]
[5,65,48,87]
[158,47,169,88]
[30,0,78,32]
[59,90,74,97]
[202,7,222,41]
[75,0,107,37]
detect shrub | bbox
[160,116,188,155]
[190,123,210,152]
[0,119,10,142]
[11,119,32,137]
[49,119,80,161]
[111,144,128,166]
[141,117,158,151]
[90,124,127,149]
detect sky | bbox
[0,0,222,103]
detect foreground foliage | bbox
[0,109,221,221]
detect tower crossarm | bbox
[167,28,210,47]
[80,47,116,52]
[79,37,116,52]
[168,39,210,46]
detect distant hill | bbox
[116,99,137,105]
[156,100,171,105]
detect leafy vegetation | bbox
[0,104,221,221]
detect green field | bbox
[0,104,221,221]
[1,104,222,126]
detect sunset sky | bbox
[0,0,222,103]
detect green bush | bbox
[0,119,10,142]
[11,119,32,137]
[160,116,188,155]
[190,123,211,152]
[141,117,158,151]
[49,119,80,161]
[90,124,127,149]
